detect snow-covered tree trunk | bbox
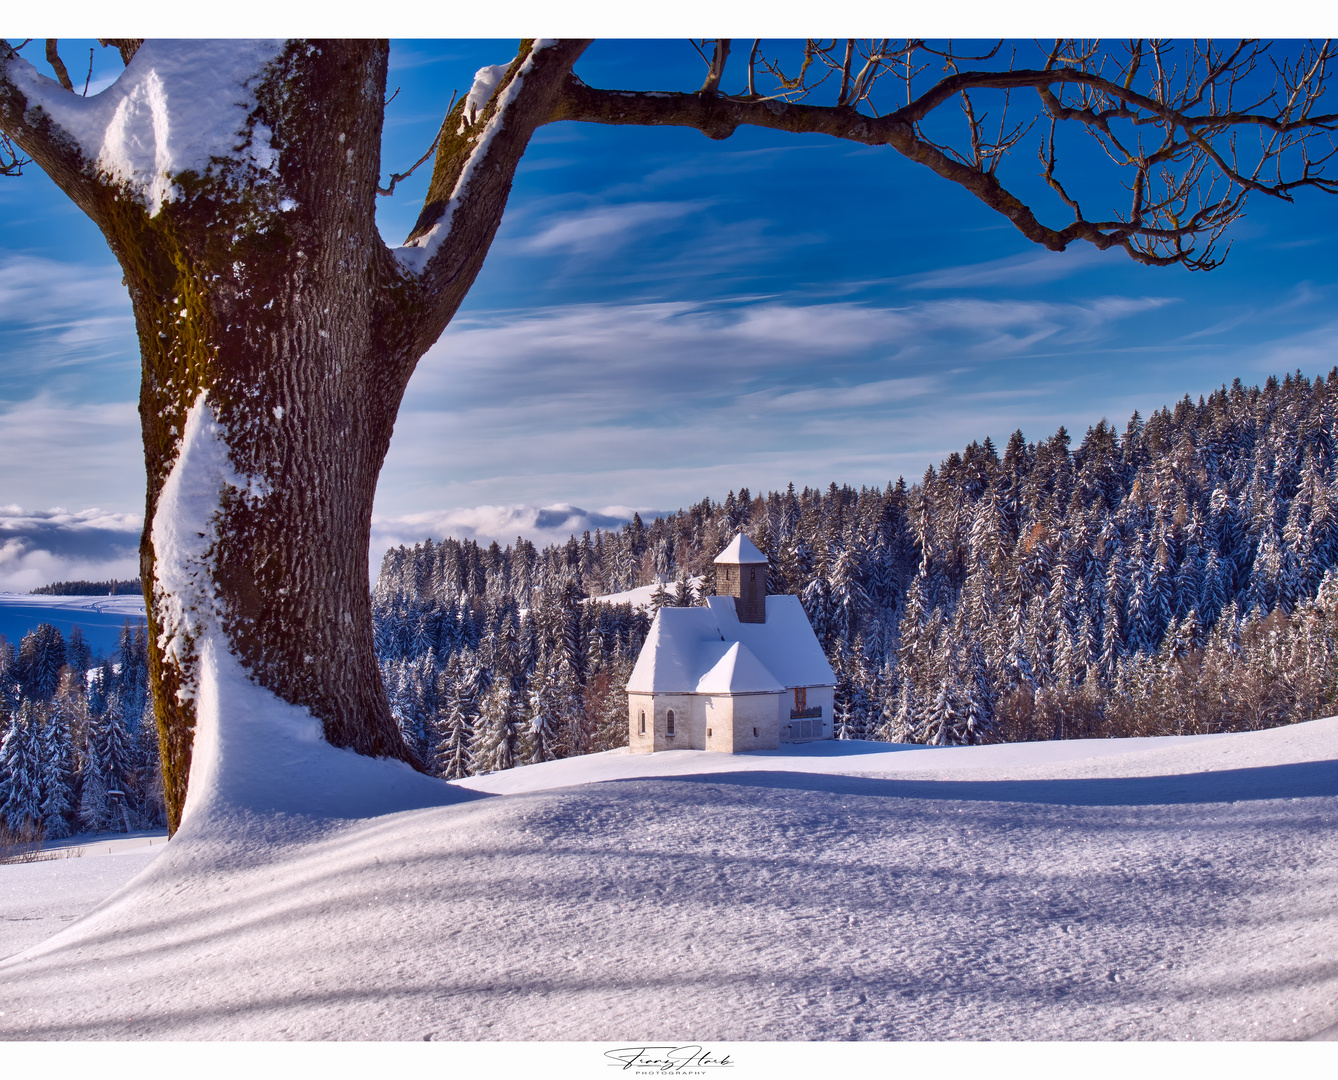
[1,39,585,830]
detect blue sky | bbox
[3,37,1338,588]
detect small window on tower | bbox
[666,709,676,736]
[750,567,756,582]
[753,727,758,737]
[639,710,646,734]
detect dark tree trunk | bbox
[124,42,420,827]
[2,38,589,830]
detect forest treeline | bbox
[373,369,1338,777]
[0,621,165,843]
[28,579,143,596]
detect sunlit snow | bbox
[7,40,285,217]
[1,717,1336,1039]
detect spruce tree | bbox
[0,700,44,833]
[38,704,74,839]
[434,657,475,781]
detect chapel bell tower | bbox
[714,533,768,623]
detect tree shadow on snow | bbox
[634,759,1338,806]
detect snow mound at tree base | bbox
[1,720,1336,1040]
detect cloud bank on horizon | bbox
[370,503,657,564]
[0,506,142,594]
[0,502,663,593]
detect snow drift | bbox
[1,716,1336,1040]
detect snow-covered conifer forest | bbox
[0,620,166,846]
[373,368,1338,779]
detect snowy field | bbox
[1,718,1336,1041]
[0,833,166,958]
[0,593,147,655]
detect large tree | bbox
[2,37,1335,830]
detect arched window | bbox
[666,709,676,736]
[638,710,646,734]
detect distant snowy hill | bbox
[587,575,703,609]
[0,593,147,654]
[2,717,1336,1040]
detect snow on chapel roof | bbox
[695,641,786,694]
[714,533,768,564]
[709,595,835,688]
[626,595,835,694]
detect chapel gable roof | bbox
[708,594,836,688]
[695,641,785,694]
[626,595,835,695]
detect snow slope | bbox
[1,720,1336,1040]
[587,576,702,609]
[0,593,147,655]
[0,848,162,959]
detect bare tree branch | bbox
[550,38,1338,271]
[700,39,730,96]
[0,127,27,175]
[44,40,73,92]
[0,40,108,209]
[378,93,455,196]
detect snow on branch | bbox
[394,42,557,276]
[1,39,286,217]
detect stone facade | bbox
[627,684,833,753]
[628,692,702,753]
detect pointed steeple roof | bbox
[714,532,767,564]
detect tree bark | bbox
[129,41,419,829]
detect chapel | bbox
[626,532,836,753]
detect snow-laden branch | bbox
[394,41,556,275]
[388,39,591,359]
[1,40,285,217]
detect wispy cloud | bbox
[1254,319,1338,375]
[373,294,1174,518]
[0,397,143,512]
[737,376,940,414]
[898,249,1110,290]
[518,201,709,255]
[0,254,130,335]
[418,295,1172,411]
[0,253,136,396]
